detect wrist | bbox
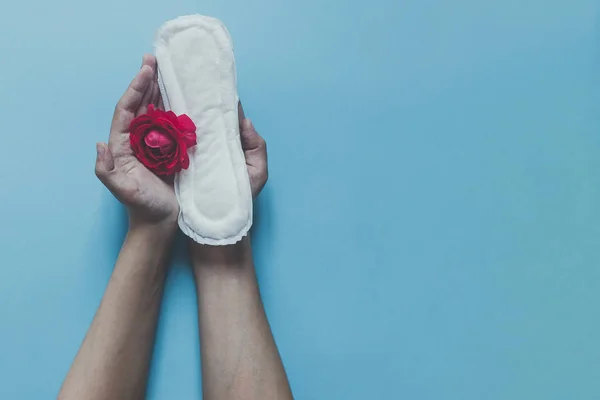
[191,236,252,271]
[127,218,178,245]
[115,220,176,277]
[128,207,179,232]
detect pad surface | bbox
[155,15,252,245]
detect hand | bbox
[95,55,178,228]
[189,104,268,262]
[238,103,268,199]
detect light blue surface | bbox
[1,1,599,398]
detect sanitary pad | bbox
[155,15,252,245]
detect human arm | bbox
[191,106,293,400]
[58,55,177,400]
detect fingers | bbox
[236,102,268,197]
[237,101,267,160]
[138,55,159,114]
[140,54,155,69]
[240,118,266,152]
[150,64,161,109]
[240,118,268,193]
[95,142,118,191]
[238,101,246,126]
[110,59,155,138]
[116,64,154,114]
[238,102,265,151]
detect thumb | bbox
[95,143,116,185]
[240,119,265,151]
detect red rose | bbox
[129,104,197,176]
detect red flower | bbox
[129,105,197,176]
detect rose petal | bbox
[153,164,169,175]
[181,154,190,170]
[130,135,145,155]
[129,115,152,132]
[164,110,179,124]
[147,147,165,160]
[144,130,175,151]
[177,114,196,133]
[130,123,154,140]
[180,131,197,148]
[145,158,162,169]
[153,149,174,159]
[155,116,178,131]
[166,155,179,169]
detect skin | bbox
[191,105,293,400]
[58,55,292,400]
[58,55,175,400]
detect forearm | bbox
[59,222,175,400]
[193,238,293,400]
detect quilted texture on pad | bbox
[155,15,252,245]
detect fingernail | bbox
[244,118,253,130]
[96,143,105,158]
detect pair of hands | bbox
[95,55,268,230]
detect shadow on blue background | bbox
[0,0,599,399]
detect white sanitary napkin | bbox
[155,15,252,245]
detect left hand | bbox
[95,55,179,228]
[190,104,269,263]
[238,103,268,199]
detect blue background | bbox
[1,0,599,398]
